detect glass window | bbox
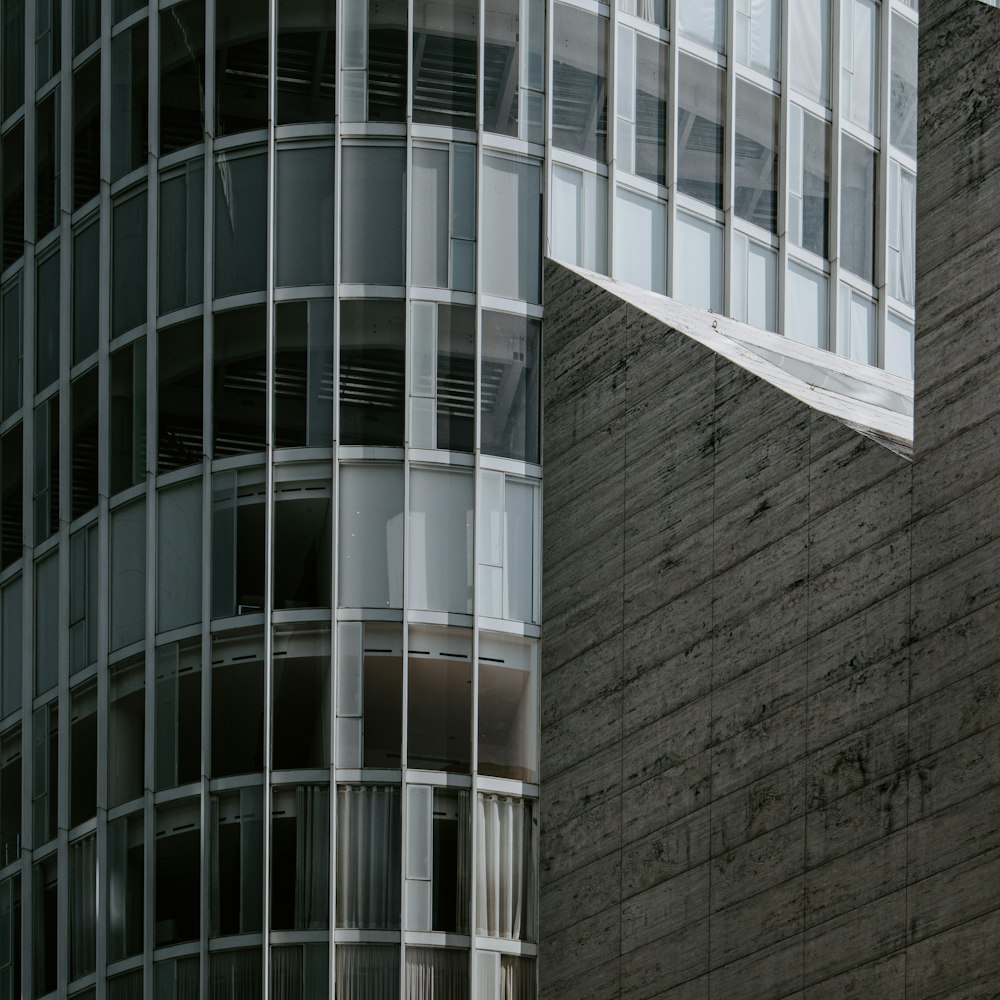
[271,944,329,1000]
[71,368,99,518]
[336,622,402,769]
[409,469,473,616]
[155,638,202,790]
[213,304,267,457]
[34,554,58,695]
[111,22,149,181]
[115,0,146,22]
[840,135,877,283]
[839,283,876,366]
[216,0,268,135]
[1,578,22,717]
[74,0,99,55]
[0,730,20,867]
[338,465,404,610]
[158,319,203,474]
[341,0,407,123]
[407,626,472,772]
[35,251,60,392]
[69,524,98,674]
[33,855,58,993]
[273,481,332,611]
[475,794,537,941]
[113,188,149,338]
[478,473,539,624]
[107,813,143,963]
[478,632,538,784]
[214,151,267,297]
[341,145,406,286]
[0,278,22,419]
[157,478,203,632]
[159,159,205,315]
[732,233,777,333]
[336,946,400,994]
[885,312,914,380]
[614,186,667,294]
[617,30,667,185]
[211,469,266,619]
[111,498,147,650]
[481,155,542,304]
[272,626,330,770]
[74,55,102,209]
[790,0,830,106]
[277,0,336,124]
[786,260,828,350]
[1,125,24,272]
[155,800,201,946]
[35,91,60,240]
[412,0,478,129]
[674,211,724,312]
[109,969,144,1000]
[677,54,725,210]
[405,949,469,996]
[479,955,536,999]
[678,0,725,51]
[2,0,25,119]
[210,949,262,1000]
[276,145,335,288]
[33,395,59,541]
[73,219,100,362]
[734,81,779,234]
[109,658,145,807]
[736,0,779,77]
[339,300,405,446]
[888,161,916,306]
[405,786,470,932]
[270,785,329,930]
[0,873,20,999]
[788,105,830,259]
[617,0,666,26]
[154,957,200,1000]
[274,300,334,448]
[70,681,98,827]
[211,630,264,777]
[551,164,608,274]
[484,0,520,137]
[552,4,608,161]
[336,784,401,930]
[31,703,58,846]
[0,426,22,570]
[890,15,918,159]
[160,0,206,156]
[211,787,263,936]
[111,337,147,494]
[842,0,878,134]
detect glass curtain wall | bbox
[0,1,543,998]
[550,0,919,377]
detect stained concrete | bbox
[538,2,1000,997]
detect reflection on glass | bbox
[155,638,202,791]
[214,151,267,298]
[273,485,332,611]
[788,105,830,259]
[677,54,725,210]
[271,785,330,930]
[481,311,540,465]
[734,81,779,234]
[158,319,203,474]
[213,304,267,457]
[113,189,149,338]
[840,135,877,283]
[479,637,537,782]
[107,813,143,963]
[552,3,608,161]
[159,159,205,315]
[341,145,406,285]
[273,627,330,769]
[276,145,336,287]
[341,0,407,123]
[211,471,266,618]
[156,478,202,632]
[35,91,59,240]
[111,22,149,181]
[890,14,918,159]
[73,56,101,209]
[275,300,335,448]
[277,0,336,124]
[110,337,147,495]
[413,0,479,129]
[109,658,145,807]
[216,0,268,135]
[789,0,830,105]
[1,126,24,271]
[160,0,206,155]
[484,0,519,137]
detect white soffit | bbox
[554,261,915,457]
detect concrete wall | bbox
[538,3,1000,997]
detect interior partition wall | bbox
[548,0,919,376]
[0,1,544,998]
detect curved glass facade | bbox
[0,0,543,997]
[549,0,918,376]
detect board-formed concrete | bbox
[538,2,1000,997]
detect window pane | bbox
[158,320,202,473]
[481,155,542,304]
[678,0,725,51]
[34,857,57,993]
[736,0,779,77]
[0,427,23,570]
[732,234,777,333]
[474,794,536,941]
[480,311,540,464]
[888,162,916,305]
[790,0,830,105]
[340,145,406,285]
[109,658,145,807]
[111,499,147,650]
[552,4,607,160]
[271,785,329,930]
[551,165,607,274]
[276,145,335,287]
[342,0,407,123]
[0,279,22,419]
[1,126,24,271]
[613,186,666,294]
[407,626,472,772]
[674,211,723,312]
[412,0,478,129]
[734,81,779,234]
[113,189,149,338]
[788,105,830,259]
[73,220,100,362]
[211,471,266,618]
[484,0,519,137]
[411,147,450,289]
[1,579,22,717]
[215,0,268,135]
[32,396,58,543]
[71,369,99,518]
[35,251,60,392]
[405,949,469,997]
[107,813,143,962]
[157,478,202,632]
[111,338,147,494]
[214,152,267,297]
[272,627,330,769]
[890,15,918,159]
[73,55,102,209]
[111,22,149,181]
[617,0,666,27]
[35,91,59,240]
[0,730,22,866]
[160,0,206,155]
[677,54,725,210]
[70,682,98,827]
[840,135,877,283]
[336,946,401,994]
[74,0,99,55]
[154,639,201,790]
[277,0,336,125]
[478,636,537,782]
[31,704,58,845]
[211,631,264,777]
[155,800,201,946]
[842,0,878,133]
[338,465,404,609]
[69,524,98,674]
[2,0,25,119]
[210,949,262,1000]
[34,555,58,695]
[273,483,332,611]
[159,160,205,315]
[339,300,405,446]
[786,261,828,350]
[213,305,267,457]
[885,312,914,379]
[274,300,334,448]
[633,34,667,185]
[436,305,475,452]
[211,787,263,936]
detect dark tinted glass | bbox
[213,305,266,457]
[2,0,25,119]
[36,91,59,239]
[71,369,100,518]
[111,23,150,181]
[412,0,478,129]
[437,305,475,453]
[214,152,267,297]
[274,300,335,449]
[73,221,100,363]
[160,0,206,155]
[367,0,407,122]
[677,53,725,210]
[73,56,102,209]
[277,0,336,124]
[112,189,148,337]
[1,125,24,271]
[158,160,205,315]
[110,339,147,494]
[216,0,269,135]
[35,252,60,392]
[158,319,203,473]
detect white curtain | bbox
[337,785,401,929]
[405,948,468,1000]
[500,956,536,1000]
[210,948,262,1000]
[70,835,97,978]
[296,785,331,929]
[336,946,400,1000]
[475,795,536,941]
